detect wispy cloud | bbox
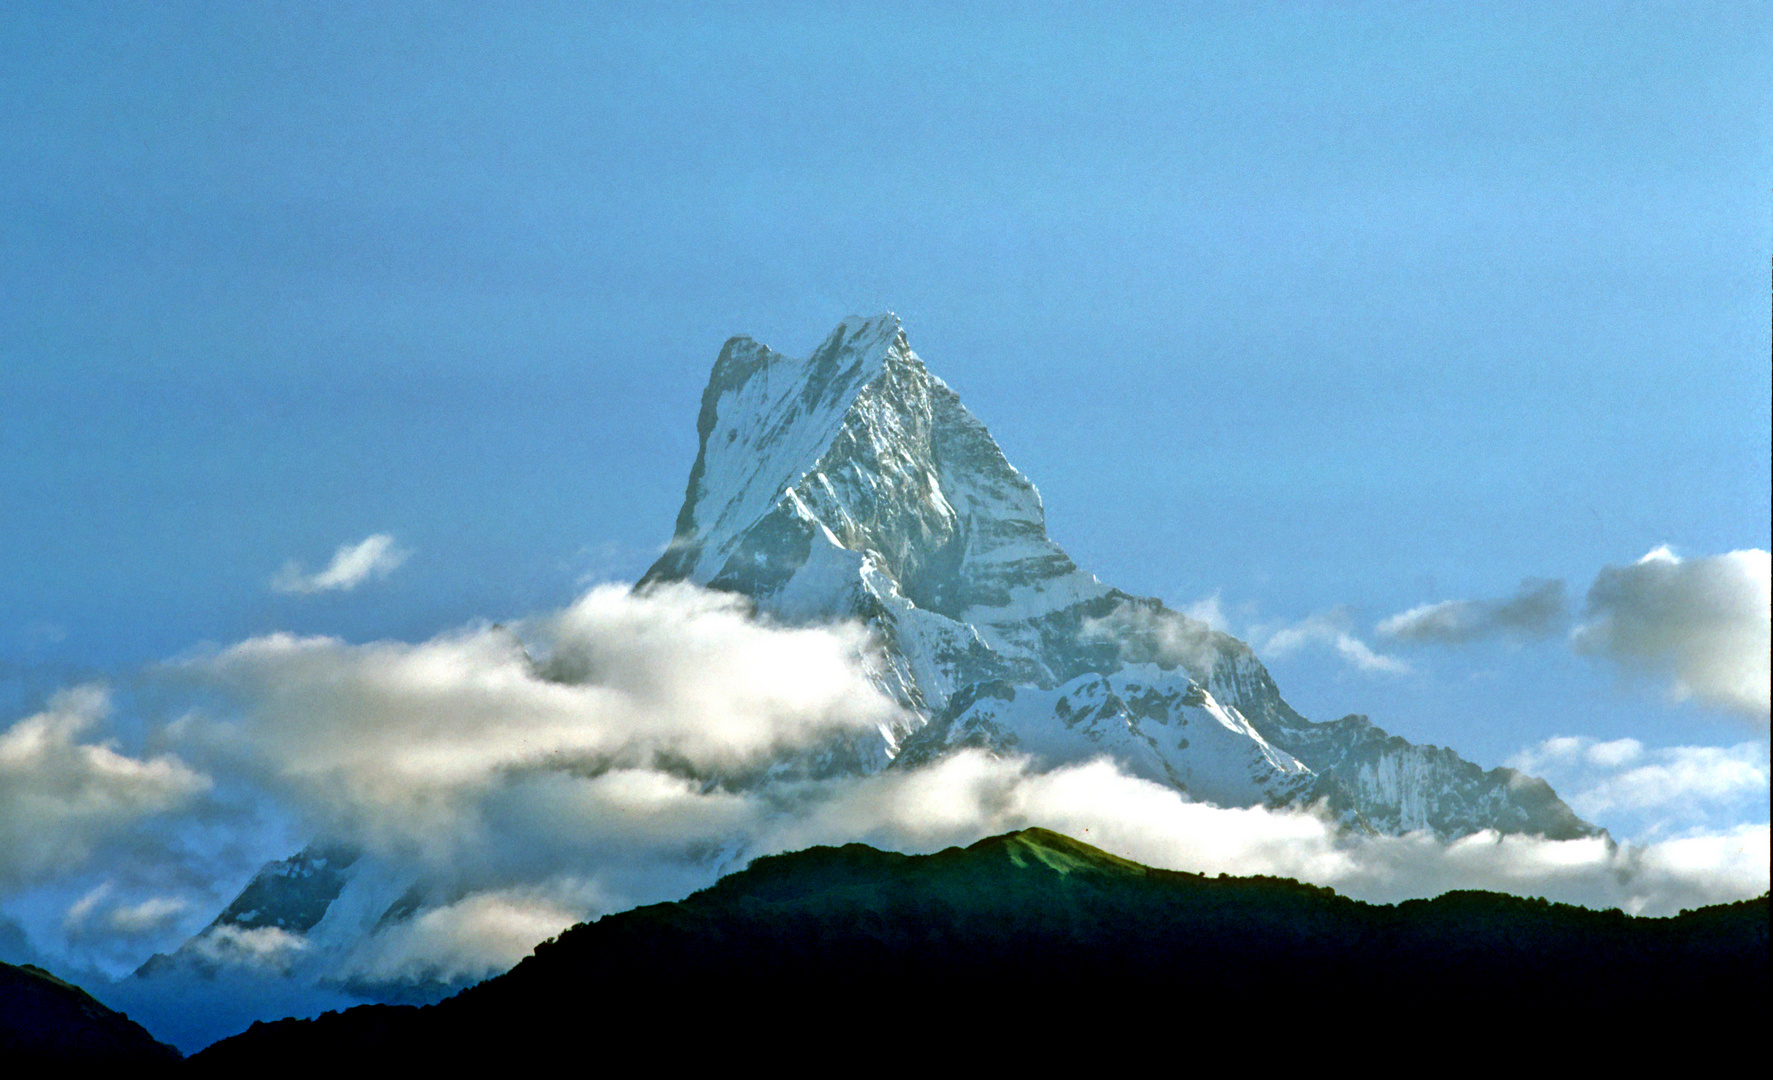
[1080,602,1225,675]
[1082,595,1410,679]
[270,534,410,595]
[64,883,191,938]
[1377,578,1566,644]
[1259,610,1410,675]
[1182,594,1231,633]
[1572,547,1770,723]
[1509,735,1769,832]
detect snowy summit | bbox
[641,315,1597,839]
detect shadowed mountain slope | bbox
[0,961,182,1064]
[193,828,1767,1068]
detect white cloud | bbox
[1182,594,1231,633]
[1583,737,1644,769]
[339,883,595,987]
[271,534,410,595]
[170,582,907,862]
[1572,547,1770,723]
[748,753,1767,918]
[0,686,210,888]
[65,883,192,937]
[299,749,1773,985]
[1578,747,1766,817]
[187,923,310,973]
[1509,735,1768,829]
[1630,823,1772,901]
[1259,611,1410,675]
[1377,578,1566,644]
[105,895,192,935]
[64,882,111,929]
[9,581,1763,1015]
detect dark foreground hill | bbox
[194,828,1768,1067]
[1,960,182,1064]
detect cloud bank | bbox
[171,583,904,862]
[256,750,1770,991]
[1,580,1765,1048]
[1573,547,1770,723]
[271,534,410,595]
[152,567,1767,990]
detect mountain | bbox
[639,314,1595,838]
[150,313,1593,1010]
[1,961,182,1063]
[134,843,363,981]
[131,840,472,1012]
[188,828,1769,1067]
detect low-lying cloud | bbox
[257,749,1771,992]
[339,884,593,987]
[1378,578,1566,644]
[271,534,410,595]
[1572,547,1770,723]
[170,583,905,862]
[2,580,1766,1050]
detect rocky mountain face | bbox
[641,314,1596,840]
[149,313,1594,1011]
[135,844,360,982]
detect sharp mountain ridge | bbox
[148,314,1597,1008]
[639,313,1596,839]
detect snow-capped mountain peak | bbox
[643,315,1599,842]
[156,314,1597,1016]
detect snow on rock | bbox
[157,314,1600,1010]
[642,314,1600,842]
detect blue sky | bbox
[2,1,1768,1012]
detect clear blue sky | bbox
[2,1,1767,984]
